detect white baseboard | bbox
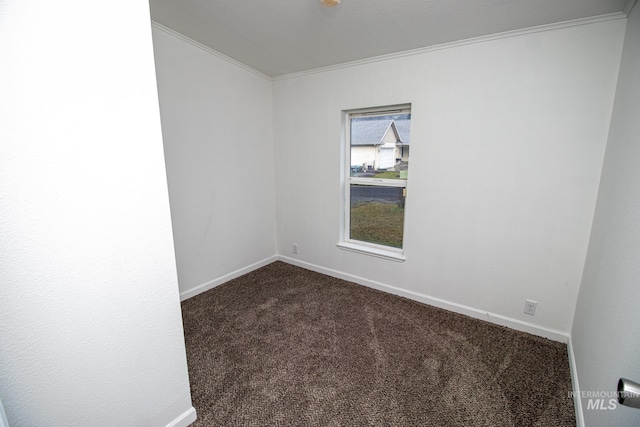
[165,406,197,427]
[567,337,584,427]
[178,255,579,425]
[179,254,570,342]
[179,255,278,301]
[0,396,9,427]
[277,255,570,343]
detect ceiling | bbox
[149,0,632,77]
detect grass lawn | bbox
[350,202,404,248]
[372,171,401,179]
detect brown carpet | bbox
[181,261,576,426]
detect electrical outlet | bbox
[292,243,298,255]
[524,300,537,316]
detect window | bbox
[338,105,411,261]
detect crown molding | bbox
[153,11,628,83]
[273,12,627,82]
[150,21,271,82]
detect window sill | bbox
[336,242,406,262]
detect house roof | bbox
[394,119,411,145]
[351,118,410,146]
[351,119,394,146]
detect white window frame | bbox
[337,104,411,262]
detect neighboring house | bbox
[351,118,410,171]
[394,118,410,163]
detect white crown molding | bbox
[150,21,271,82]
[153,11,629,84]
[273,12,627,81]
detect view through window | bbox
[345,106,411,253]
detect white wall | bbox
[0,1,195,426]
[572,4,640,425]
[273,18,626,336]
[151,25,277,298]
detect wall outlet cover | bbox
[524,300,537,316]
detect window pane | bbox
[350,184,405,248]
[350,114,410,180]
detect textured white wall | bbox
[152,26,277,298]
[572,5,640,426]
[273,18,625,335]
[0,1,195,426]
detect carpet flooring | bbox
[181,261,576,426]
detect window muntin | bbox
[343,106,411,255]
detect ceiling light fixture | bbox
[320,0,340,6]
